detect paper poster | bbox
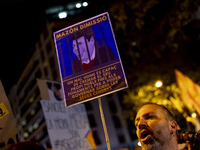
[0,81,19,147]
[37,79,96,150]
[53,12,128,106]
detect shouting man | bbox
[135,103,193,150]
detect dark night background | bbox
[0,0,46,93]
[0,0,200,127]
[0,0,200,146]
[0,0,108,93]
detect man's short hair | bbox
[138,102,175,121]
[70,27,94,42]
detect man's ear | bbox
[170,120,177,134]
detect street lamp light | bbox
[83,2,88,7]
[192,112,197,118]
[155,80,163,87]
[58,11,67,19]
[76,3,81,8]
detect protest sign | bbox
[0,81,19,147]
[37,79,96,150]
[54,12,128,106]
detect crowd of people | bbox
[1,102,198,150]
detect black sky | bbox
[0,0,108,94]
[0,0,71,94]
[0,1,42,93]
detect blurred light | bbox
[138,141,141,146]
[138,89,144,97]
[28,126,33,133]
[67,10,76,15]
[155,80,163,87]
[24,132,29,138]
[33,123,39,129]
[30,109,35,115]
[67,3,75,10]
[166,86,170,91]
[21,120,26,126]
[29,97,34,103]
[58,11,67,19]
[192,112,197,118]
[83,2,88,7]
[132,41,137,46]
[76,3,81,8]
[46,6,64,14]
[154,90,161,96]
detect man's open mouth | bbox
[140,130,153,143]
[142,130,151,138]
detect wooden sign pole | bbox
[98,97,111,150]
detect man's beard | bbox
[141,129,172,150]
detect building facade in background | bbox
[8,21,136,150]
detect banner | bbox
[37,79,96,150]
[0,81,19,147]
[175,69,200,115]
[53,12,128,106]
